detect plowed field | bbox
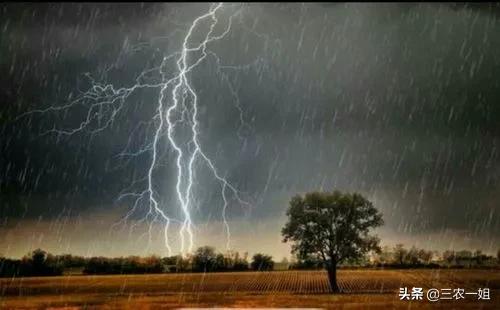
[1,269,498,309]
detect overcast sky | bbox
[1,3,499,258]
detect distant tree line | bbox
[0,246,276,277]
[370,244,499,268]
[1,245,498,277]
[0,249,64,277]
[84,255,164,274]
[287,244,500,270]
[372,244,438,268]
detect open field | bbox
[1,269,499,309]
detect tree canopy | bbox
[282,190,383,292]
[250,253,274,271]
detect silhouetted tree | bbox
[192,246,218,272]
[417,248,433,265]
[282,191,383,293]
[55,254,86,268]
[393,244,408,266]
[374,245,393,265]
[22,249,63,276]
[231,251,249,271]
[407,246,420,265]
[215,253,227,271]
[456,250,473,266]
[442,250,455,264]
[0,256,22,277]
[31,249,47,273]
[251,253,274,271]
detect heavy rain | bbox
[0,3,499,308]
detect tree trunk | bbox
[326,263,340,293]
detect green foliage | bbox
[282,190,383,264]
[282,190,383,292]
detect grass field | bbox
[1,269,499,309]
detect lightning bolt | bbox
[17,3,264,255]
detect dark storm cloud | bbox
[0,3,499,245]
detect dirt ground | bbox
[0,269,498,309]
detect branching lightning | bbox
[17,3,266,255]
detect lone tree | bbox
[282,190,383,293]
